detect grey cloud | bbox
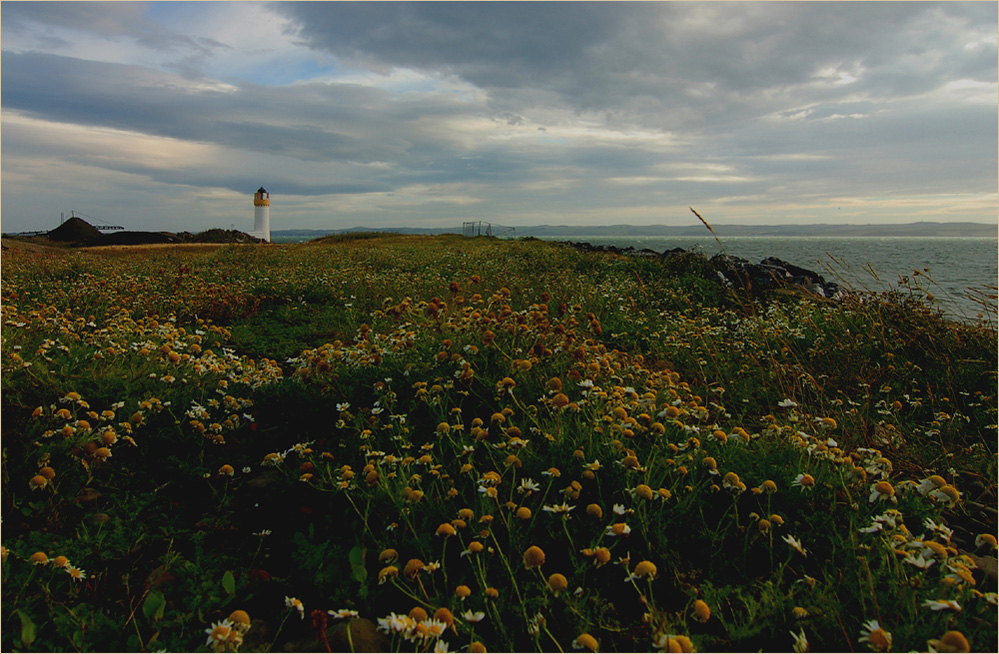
[1,52,413,164]
[1,51,602,196]
[275,1,996,132]
[1,2,151,36]
[2,2,229,77]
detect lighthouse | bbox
[251,187,271,242]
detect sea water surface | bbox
[535,235,998,323]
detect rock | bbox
[659,247,689,261]
[560,240,841,299]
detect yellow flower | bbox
[692,599,711,622]
[917,475,947,495]
[455,584,472,599]
[793,473,815,489]
[761,479,778,493]
[409,606,428,621]
[859,619,892,651]
[928,630,970,653]
[29,551,49,566]
[228,610,251,632]
[205,620,234,648]
[792,606,808,619]
[655,634,694,652]
[635,484,654,501]
[869,481,895,503]
[436,523,457,537]
[516,506,532,520]
[633,560,657,580]
[606,523,631,537]
[484,587,499,599]
[586,503,603,519]
[284,596,305,618]
[975,533,998,550]
[922,540,949,561]
[929,484,961,507]
[548,573,568,594]
[219,464,235,477]
[379,548,399,562]
[29,475,48,491]
[403,558,425,580]
[431,607,455,631]
[378,566,399,584]
[523,545,546,569]
[574,633,598,652]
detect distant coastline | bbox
[272,221,996,241]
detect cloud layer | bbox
[2,1,996,232]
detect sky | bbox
[1,1,996,234]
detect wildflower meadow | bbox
[2,234,996,652]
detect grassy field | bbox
[2,234,996,653]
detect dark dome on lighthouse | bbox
[257,187,268,195]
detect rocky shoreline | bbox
[559,240,842,298]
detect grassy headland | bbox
[2,234,996,652]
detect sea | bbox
[531,235,998,324]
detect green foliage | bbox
[1,234,995,652]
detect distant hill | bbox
[272,222,996,241]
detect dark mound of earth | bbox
[43,219,265,246]
[47,217,103,244]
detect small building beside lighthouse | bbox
[250,187,271,242]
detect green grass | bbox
[2,234,995,653]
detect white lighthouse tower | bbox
[251,187,271,242]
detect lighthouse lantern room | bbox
[251,187,271,242]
